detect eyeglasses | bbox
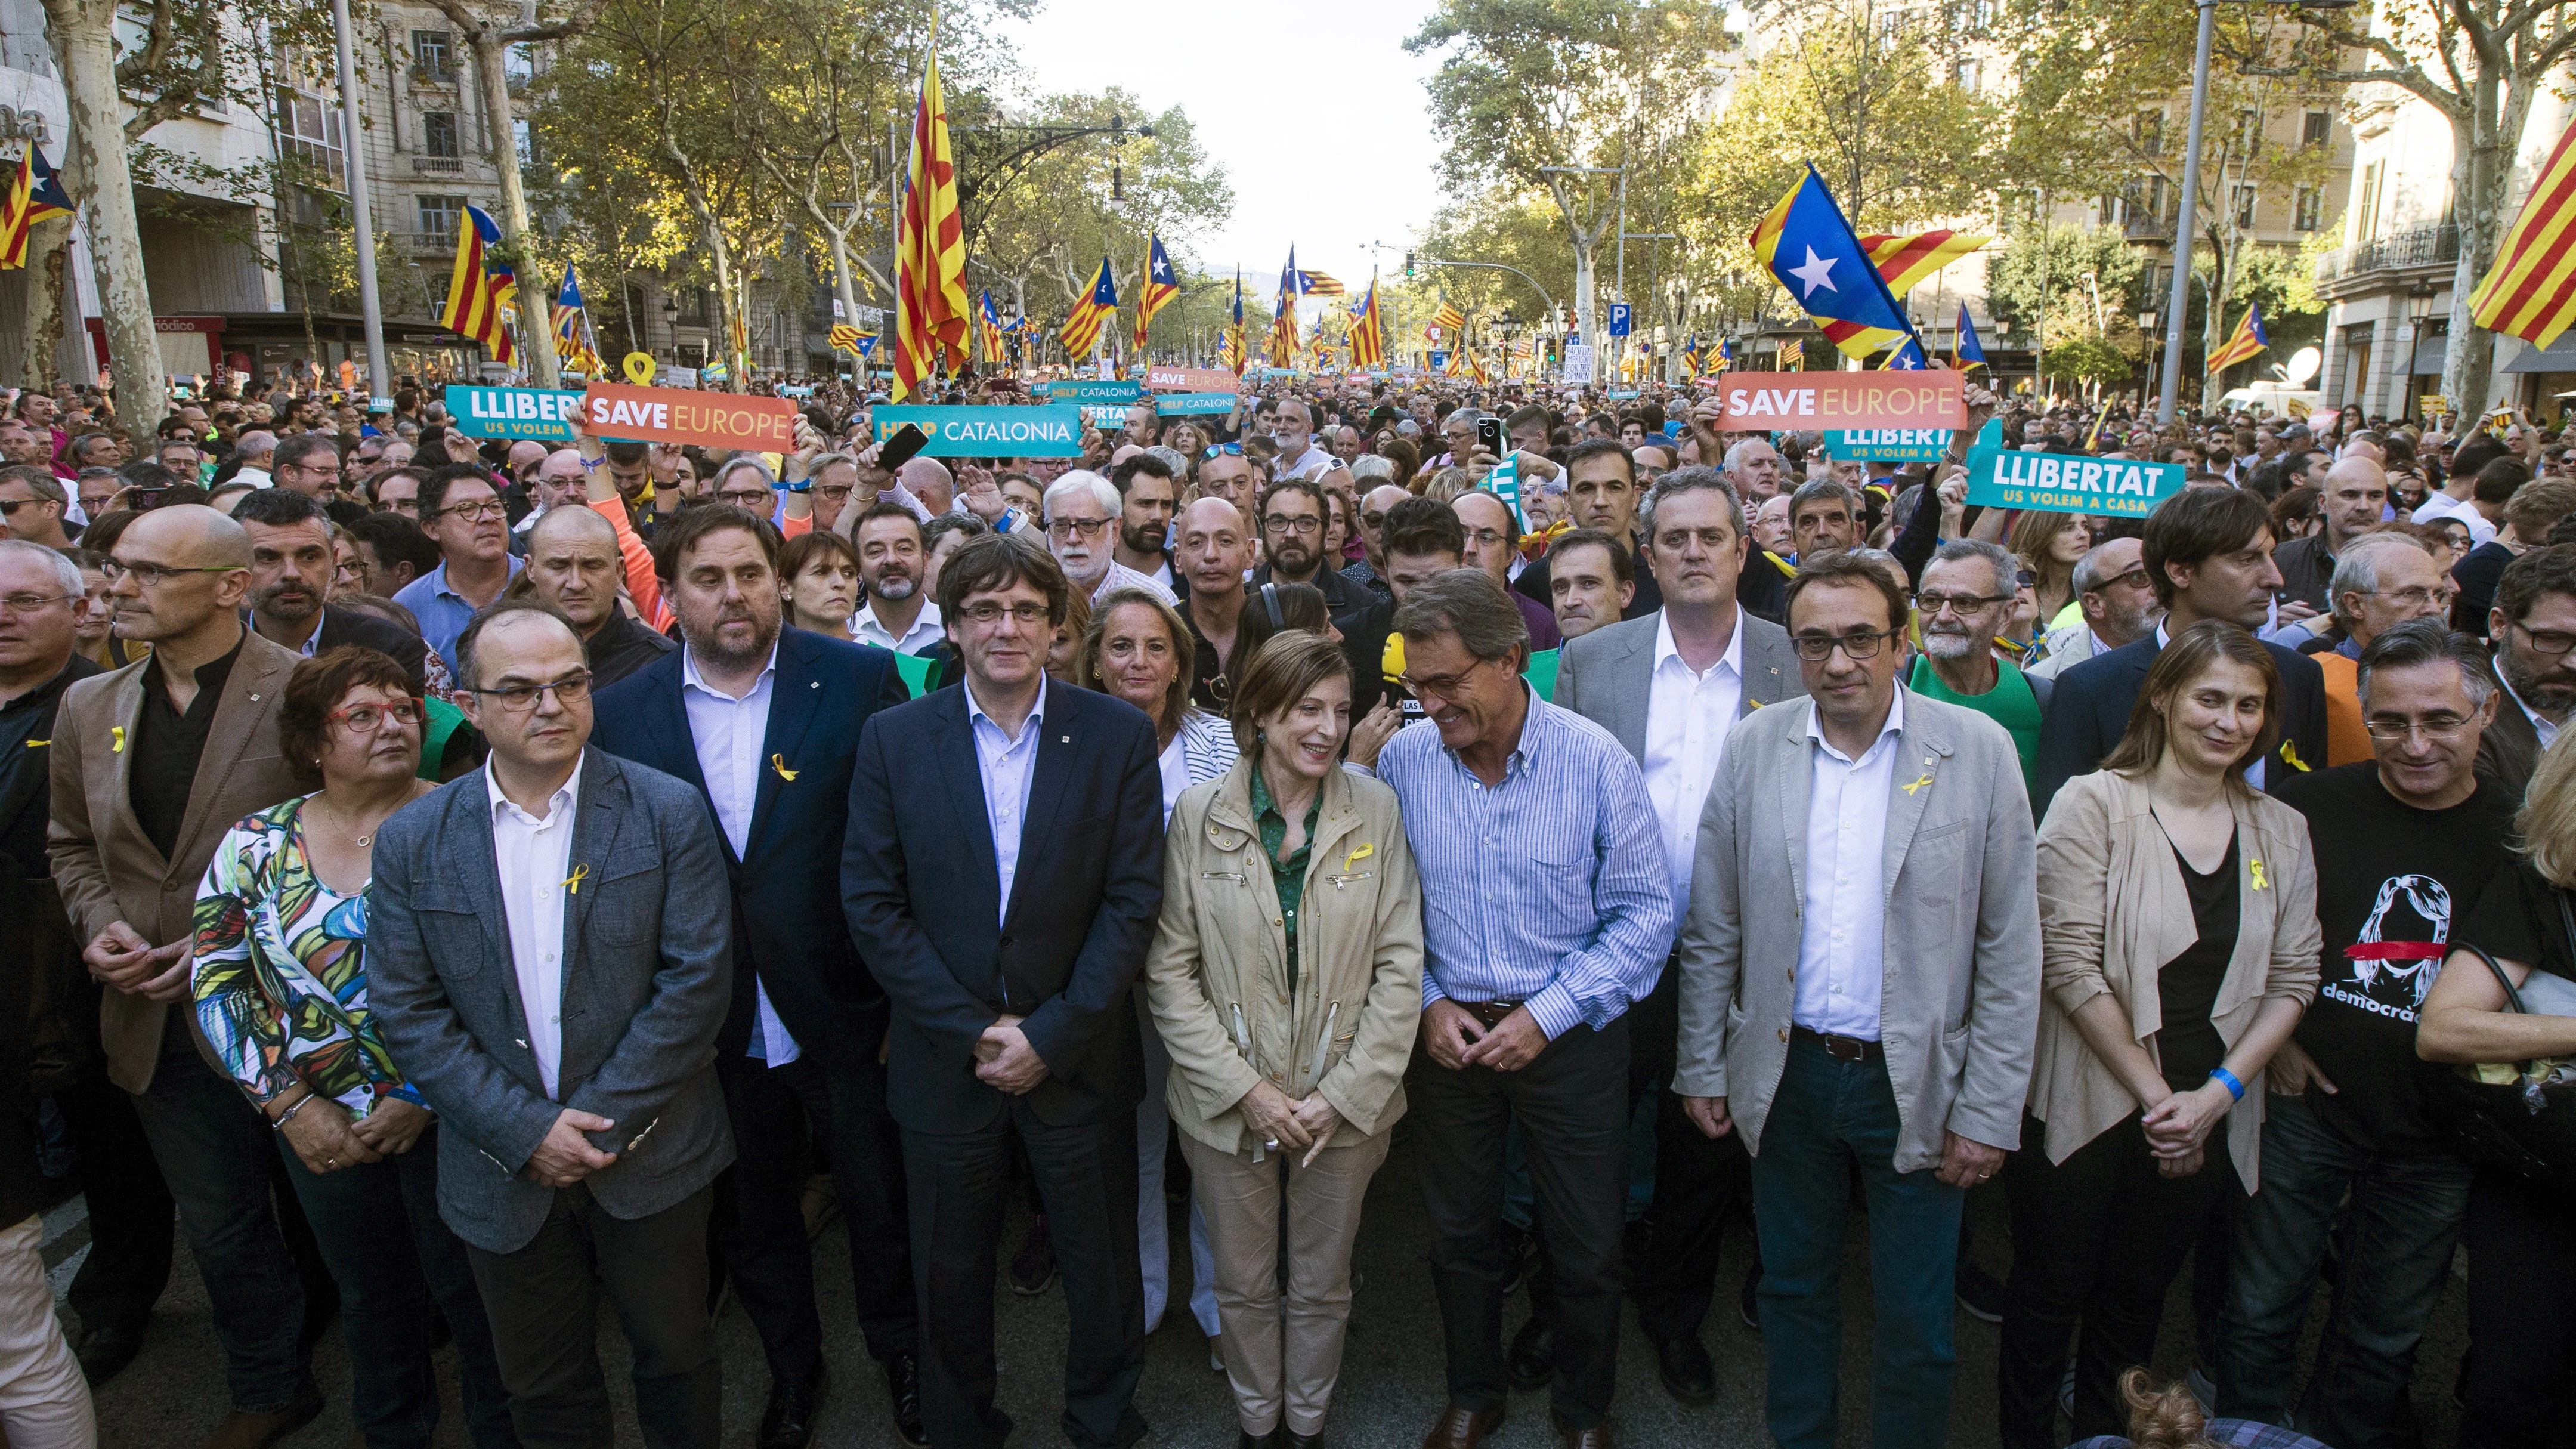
[433,500,508,523]
[1790,628,1904,662]
[1203,443,1245,459]
[1399,655,1499,702]
[716,490,774,509]
[1263,514,1322,536]
[2362,715,2472,743]
[2513,621,2576,657]
[2094,566,2153,593]
[1046,517,1110,540]
[956,601,1052,628]
[100,556,240,588]
[1916,591,2012,616]
[0,591,73,614]
[327,699,423,734]
[2362,586,2443,610]
[0,497,39,516]
[467,671,592,713]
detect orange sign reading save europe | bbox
[1705,371,1965,432]
[582,382,798,450]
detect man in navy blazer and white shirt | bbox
[843,532,1165,1449]
[590,503,923,1449]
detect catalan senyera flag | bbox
[1,145,76,270]
[1060,255,1118,358]
[892,47,970,403]
[729,308,750,372]
[2206,302,2270,374]
[1133,234,1178,354]
[1269,251,1301,366]
[1956,302,1987,370]
[1427,301,1465,340]
[1347,273,1386,370]
[979,291,1009,365]
[438,205,517,366]
[2470,113,2576,349]
[1779,339,1805,370]
[1223,268,1247,374]
[1858,231,1990,299]
[1297,267,1346,298]
[1752,166,1928,368]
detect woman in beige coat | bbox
[1997,621,2322,1449]
[1145,632,1424,1449]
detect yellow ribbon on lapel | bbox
[2248,858,2268,891]
[1343,842,1374,873]
[1902,773,1934,796]
[110,726,125,753]
[771,753,797,782]
[23,739,45,749]
[562,863,592,895]
[2278,742,2310,773]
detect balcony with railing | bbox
[2317,223,2458,285]
[414,155,465,175]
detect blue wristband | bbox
[2209,1067,2245,1102]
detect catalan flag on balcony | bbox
[1,144,75,270]
[892,45,970,402]
[1752,166,1928,368]
[1223,268,1247,374]
[2206,302,2269,374]
[2470,113,2576,349]
[1133,234,1178,354]
[1858,230,1989,299]
[1060,255,1117,358]
[1347,274,1386,370]
[438,204,517,366]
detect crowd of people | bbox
[0,366,2572,1449]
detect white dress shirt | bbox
[1793,690,1905,1040]
[2501,671,2563,752]
[680,642,799,1067]
[967,676,1047,938]
[1093,560,1177,606]
[2411,491,2498,546]
[856,598,945,655]
[1641,610,1744,912]
[489,757,582,1099]
[1156,730,1192,822]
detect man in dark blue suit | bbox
[592,504,923,1449]
[843,532,1164,1449]
[2036,486,2331,817]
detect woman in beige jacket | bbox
[1997,622,2322,1449]
[1145,632,1424,1449]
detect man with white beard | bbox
[1904,538,2052,796]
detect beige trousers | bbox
[1181,1126,1391,1438]
[0,1213,95,1449]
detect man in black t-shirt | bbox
[2216,619,2512,1449]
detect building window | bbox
[2146,174,2172,221]
[410,29,453,76]
[2232,184,2258,228]
[416,194,465,240]
[2235,109,2263,156]
[273,88,345,190]
[2303,110,2331,149]
[2357,160,2384,242]
[2136,110,2163,157]
[678,287,710,324]
[505,42,539,84]
[2293,185,2323,232]
[514,118,537,166]
[424,112,460,159]
[1954,58,1980,92]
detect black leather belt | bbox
[1457,999,1524,1031]
[1792,1025,1884,1062]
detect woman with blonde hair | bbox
[1999,620,2322,1449]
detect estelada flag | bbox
[1133,234,1178,354]
[2470,113,2576,349]
[980,291,1009,364]
[2206,303,2269,374]
[1298,267,1346,298]
[1224,268,1247,375]
[1,144,75,270]
[1347,274,1386,370]
[892,47,970,402]
[438,205,517,366]
[1060,256,1118,358]
[1752,166,1928,368]
[1269,251,1301,365]
[1955,302,1988,370]
[828,324,864,354]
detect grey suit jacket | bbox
[1672,690,2043,1173]
[1552,608,1807,762]
[366,746,737,1253]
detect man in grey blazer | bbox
[368,598,737,1449]
[1674,551,2040,1449]
[1549,467,1804,1405]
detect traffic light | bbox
[1405,251,1416,279]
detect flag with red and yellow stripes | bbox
[1,145,75,270]
[892,47,970,402]
[1347,274,1386,370]
[1133,234,1177,354]
[437,205,517,366]
[1060,257,1118,359]
[2206,304,2269,374]
[2470,113,2576,349]
[1857,230,1989,299]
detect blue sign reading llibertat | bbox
[446,386,587,441]
[1965,449,2190,518]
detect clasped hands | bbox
[975,1014,1050,1094]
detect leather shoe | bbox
[1653,1331,1717,1406]
[1288,1431,1323,1449]
[1421,1402,1505,1449]
[1240,1432,1279,1449]
[199,1377,323,1449]
[886,1353,927,1447]
[1551,1411,1614,1448]
[1506,1315,1553,1391]
[75,1322,145,1386]
[757,1364,827,1449]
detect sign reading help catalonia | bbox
[872,404,1088,458]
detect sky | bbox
[991,0,1449,292]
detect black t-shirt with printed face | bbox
[2272,762,2518,1154]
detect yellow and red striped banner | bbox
[891,50,970,402]
[2470,114,2576,349]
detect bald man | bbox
[2274,456,2392,614]
[520,505,676,688]
[47,505,324,1439]
[898,456,955,517]
[512,448,592,552]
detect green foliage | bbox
[1985,223,2149,343]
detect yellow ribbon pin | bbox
[110,725,125,753]
[562,864,592,895]
[2249,858,2268,891]
[771,753,797,782]
[1902,773,1933,796]
[23,739,45,749]
[2278,742,2311,773]
[1343,842,1374,872]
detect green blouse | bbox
[1250,766,1322,990]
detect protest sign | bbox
[1825,427,1953,462]
[1965,447,2190,518]
[1155,392,1241,416]
[1144,366,1241,393]
[1487,454,1525,531]
[447,385,586,441]
[872,404,1087,458]
[581,383,798,451]
[1039,379,1143,404]
[1708,372,1964,432]
[1563,344,1596,384]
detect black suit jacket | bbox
[310,607,431,695]
[2476,675,2544,799]
[592,628,910,1062]
[842,679,1164,1132]
[2033,631,2331,819]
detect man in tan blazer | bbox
[1674,550,2040,1449]
[48,505,321,1448]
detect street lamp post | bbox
[2139,307,2161,409]
[2405,280,2437,422]
[329,0,388,402]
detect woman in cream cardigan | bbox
[1996,621,2323,1449]
[1146,632,1424,1449]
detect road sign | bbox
[1608,304,1631,338]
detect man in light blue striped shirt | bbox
[1375,570,1671,1449]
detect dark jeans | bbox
[52,1065,172,1335]
[280,1121,517,1449]
[463,1184,721,1449]
[2461,1168,2576,1449]
[904,1099,1146,1449]
[127,1028,310,1413]
[1750,1036,1963,1449]
[1412,1016,1630,1429]
[715,1043,917,1384]
[1997,1110,2233,1449]
[2216,1092,2472,1448]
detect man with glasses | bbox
[369,597,737,1448]
[712,457,783,520]
[509,449,591,552]
[843,532,1163,1449]
[153,437,204,484]
[1514,440,1665,624]
[395,465,524,665]
[2306,533,2450,766]
[1675,549,2039,1449]
[1348,483,1414,598]
[2029,539,2160,681]
[1377,570,1670,1449]
[0,466,75,550]
[1909,539,2054,793]
[2210,617,2507,1449]
[270,434,345,506]
[1253,476,1371,620]
[47,506,324,1442]
[1453,490,1560,650]
[232,487,429,692]
[1041,471,1172,605]
[2476,543,2576,795]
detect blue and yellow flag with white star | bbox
[1751,165,1926,369]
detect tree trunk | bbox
[465,26,558,387]
[17,222,72,387]
[44,0,166,447]
[2441,62,2524,419]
